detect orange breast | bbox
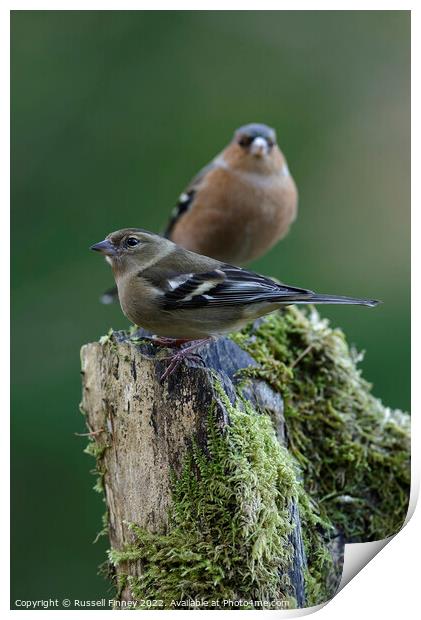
[170,167,298,264]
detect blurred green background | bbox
[11,11,410,608]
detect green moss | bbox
[99,328,115,346]
[84,440,107,460]
[108,388,305,610]
[231,307,410,603]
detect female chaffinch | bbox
[92,228,379,378]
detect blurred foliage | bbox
[11,11,409,607]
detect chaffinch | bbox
[165,122,298,264]
[100,122,298,304]
[91,228,379,344]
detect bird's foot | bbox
[160,338,213,381]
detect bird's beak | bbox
[90,239,117,256]
[250,136,269,158]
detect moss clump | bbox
[108,389,305,610]
[231,307,410,601]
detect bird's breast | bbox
[171,166,298,264]
[116,274,159,327]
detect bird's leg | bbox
[160,337,214,381]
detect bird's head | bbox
[91,228,170,274]
[234,123,277,158]
[223,123,283,173]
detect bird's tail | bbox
[100,285,119,305]
[291,293,380,308]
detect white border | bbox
[4,3,417,618]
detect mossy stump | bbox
[80,307,410,610]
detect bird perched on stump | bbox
[100,122,298,304]
[91,229,379,379]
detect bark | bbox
[80,330,342,607]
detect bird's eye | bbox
[238,136,253,148]
[126,237,139,247]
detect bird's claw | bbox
[159,338,211,380]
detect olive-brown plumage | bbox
[92,229,379,341]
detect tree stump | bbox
[80,308,410,610]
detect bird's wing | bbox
[163,159,218,238]
[162,265,313,309]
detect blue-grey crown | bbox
[234,123,277,144]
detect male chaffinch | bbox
[91,229,379,358]
[100,122,298,304]
[165,122,298,264]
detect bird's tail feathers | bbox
[100,285,119,305]
[290,293,380,308]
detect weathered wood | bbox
[80,332,314,606]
